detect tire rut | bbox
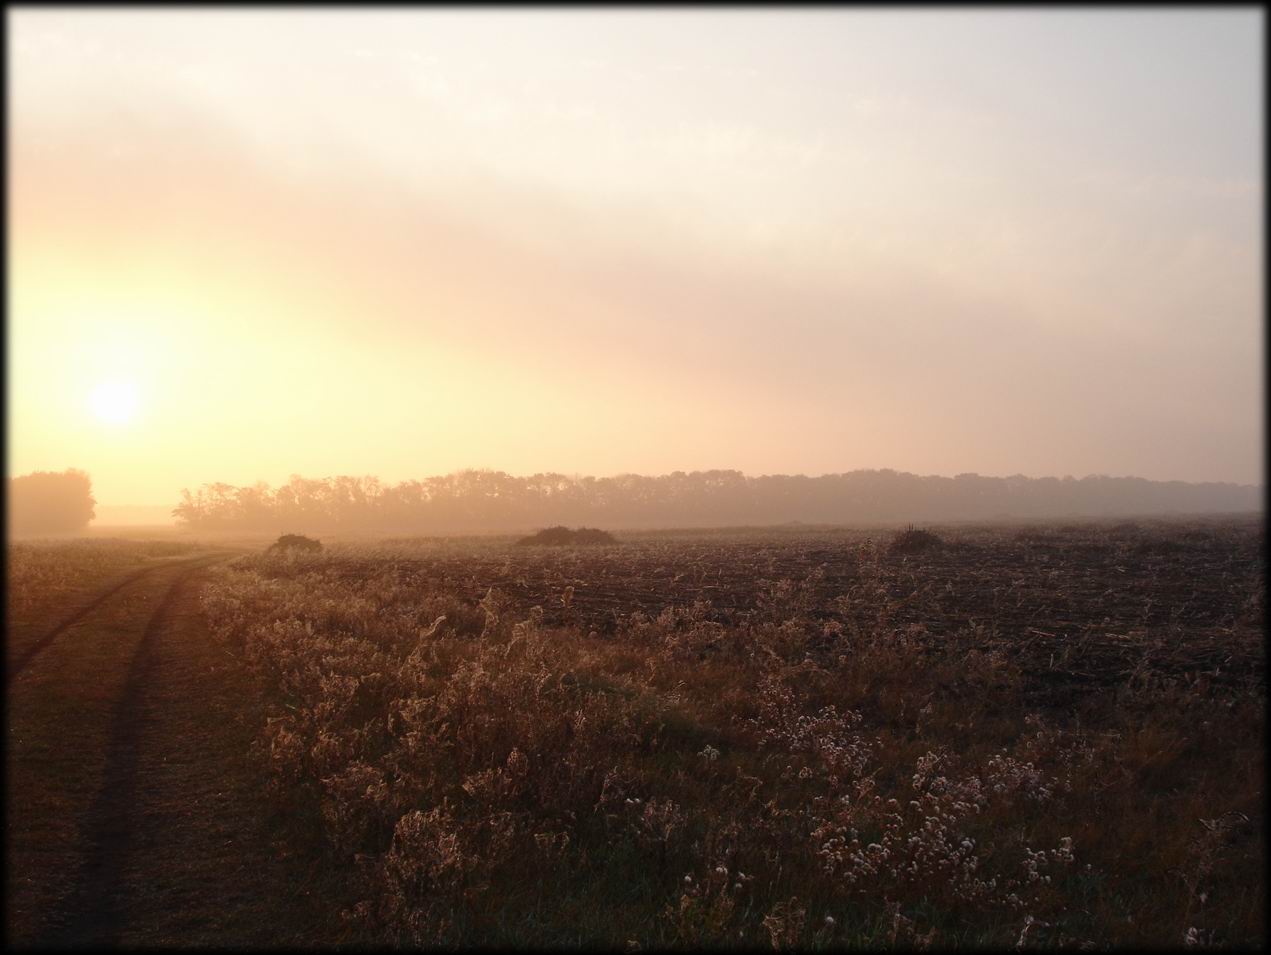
[7,555,222,686]
[40,558,229,948]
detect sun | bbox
[89,378,141,425]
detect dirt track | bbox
[7,555,222,684]
[6,555,341,947]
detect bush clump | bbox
[889,524,944,555]
[517,526,616,546]
[268,533,323,554]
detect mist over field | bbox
[9,10,1263,513]
[168,469,1263,536]
[6,10,1264,952]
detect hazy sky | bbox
[9,9,1264,506]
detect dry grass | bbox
[6,538,199,614]
[4,548,345,947]
[199,518,1264,948]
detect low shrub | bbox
[268,533,323,554]
[889,525,943,555]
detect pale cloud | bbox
[8,8,1263,504]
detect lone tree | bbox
[8,469,96,537]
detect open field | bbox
[6,517,1264,948]
[11,10,1261,950]
[322,517,1265,700]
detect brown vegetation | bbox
[4,547,343,946]
[199,517,1264,947]
[888,525,943,555]
[6,538,199,617]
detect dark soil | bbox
[517,526,617,546]
[321,517,1265,696]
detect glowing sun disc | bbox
[89,379,141,425]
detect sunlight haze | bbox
[8,8,1263,510]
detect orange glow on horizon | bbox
[8,10,1263,510]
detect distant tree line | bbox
[170,469,1263,535]
[8,469,97,537]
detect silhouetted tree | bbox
[8,469,97,537]
[169,469,1262,535]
